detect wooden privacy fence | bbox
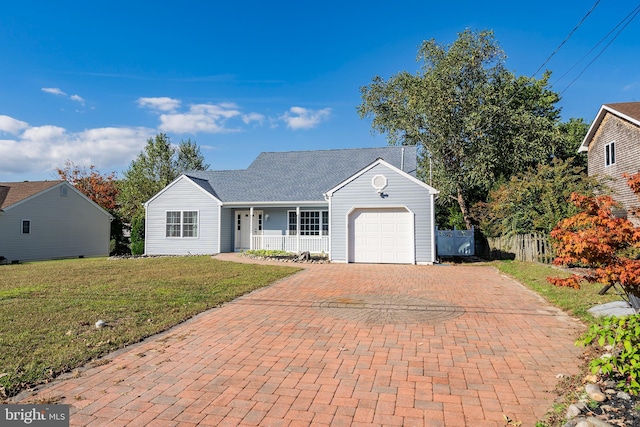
[483,233,554,264]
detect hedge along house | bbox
[144,146,439,264]
[0,180,112,262]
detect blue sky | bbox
[1,0,638,182]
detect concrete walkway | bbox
[21,254,585,426]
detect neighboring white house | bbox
[0,180,112,262]
[145,146,440,264]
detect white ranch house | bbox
[144,146,439,264]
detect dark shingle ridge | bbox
[186,146,417,203]
[605,102,640,122]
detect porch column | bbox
[249,207,254,250]
[296,206,300,253]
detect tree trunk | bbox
[457,187,473,230]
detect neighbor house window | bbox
[605,142,616,167]
[166,211,198,238]
[21,219,31,234]
[288,211,328,236]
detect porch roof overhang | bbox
[222,200,328,208]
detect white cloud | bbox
[42,88,87,108]
[42,87,67,96]
[0,114,154,177]
[137,97,181,112]
[281,106,331,130]
[158,103,242,133]
[0,115,29,134]
[242,112,265,125]
[138,97,266,134]
[70,94,85,105]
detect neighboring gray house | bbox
[579,102,640,222]
[144,146,439,264]
[0,180,112,262]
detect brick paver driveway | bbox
[21,254,584,426]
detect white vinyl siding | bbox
[329,163,435,264]
[145,177,219,255]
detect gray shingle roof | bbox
[186,146,417,203]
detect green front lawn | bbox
[0,256,299,399]
[492,260,620,323]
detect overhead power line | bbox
[553,5,640,85]
[531,0,601,78]
[560,5,640,94]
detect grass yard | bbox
[492,260,621,323]
[0,256,299,399]
[445,259,624,324]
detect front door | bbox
[235,210,263,250]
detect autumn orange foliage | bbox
[548,173,640,297]
[57,161,119,212]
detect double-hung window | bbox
[605,142,616,167]
[166,211,198,238]
[21,219,31,234]
[288,211,328,236]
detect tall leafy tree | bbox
[57,161,119,211]
[118,133,208,222]
[554,118,589,169]
[177,138,210,172]
[475,158,602,237]
[57,161,128,254]
[358,29,561,228]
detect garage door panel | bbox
[349,208,413,264]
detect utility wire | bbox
[532,0,601,78]
[560,5,640,95]
[553,5,640,85]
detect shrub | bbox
[245,250,292,257]
[130,216,145,255]
[577,315,640,394]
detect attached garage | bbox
[325,158,439,265]
[348,207,414,264]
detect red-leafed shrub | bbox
[548,173,640,299]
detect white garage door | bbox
[348,208,413,264]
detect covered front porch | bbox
[252,234,329,254]
[232,205,329,255]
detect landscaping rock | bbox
[586,383,607,402]
[616,391,631,401]
[566,403,584,418]
[296,251,311,261]
[576,417,615,427]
